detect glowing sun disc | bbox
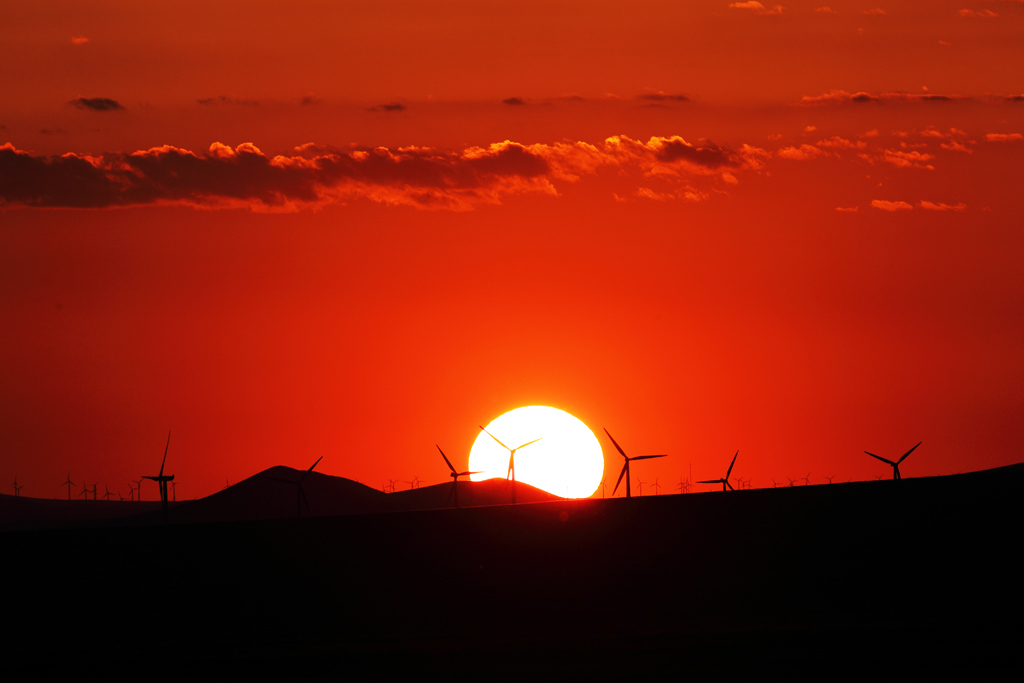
[469,406,604,498]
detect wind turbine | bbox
[865,442,921,480]
[478,426,541,504]
[267,456,323,518]
[142,431,174,515]
[12,476,23,498]
[698,451,739,492]
[603,428,667,499]
[438,445,480,509]
[62,474,75,501]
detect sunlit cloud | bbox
[71,36,89,46]
[920,200,967,211]
[815,7,838,13]
[728,2,784,15]
[871,199,914,211]
[69,97,124,111]
[879,149,936,169]
[835,206,859,212]
[862,8,887,15]
[957,9,998,17]
[985,132,1023,142]
[777,144,830,160]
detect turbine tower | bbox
[603,428,667,499]
[865,442,921,480]
[142,431,175,515]
[698,451,739,492]
[478,426,541,504]
[267,456,323,517]
[438,445,480,509]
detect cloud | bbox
[69,97,124,111]
[71,36,89,45]
[777,144,830,160]
[799,90,966,105]
[728,2,783,14]
[835,206,859,212]
[919,200,967,211]
[816,7,837,13]
[370,102,406,112]
[957,9,998,17]
[816,136,866,150]
[862,8,887,14]
[197,95,260,106]
[637,90,690,103]
[879,149,935,169]
[985,132,1024,142]
[871,199,914,211]
[300,95,324,106]
[502,97,525,106]
[0,135,748,211]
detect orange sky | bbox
[2,2,1023,500]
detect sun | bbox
[469,406,604,498]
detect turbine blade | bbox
[726,451,739,479]
[514,437,542,451]
[603,428,628,459]
[457,471,482,477]
[612,463,628,496]
[864,451,896,466]
[159,431,171,476]
[480,426,511,452]
[437,445,456,474]
[631,454,667,461]
[696,479,720,484]
[307,456,323,473]
[897,442,922,464]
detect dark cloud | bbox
[370,103,406,112]
[1,136,749,211]
[637,93,690,102]
[801,90,966,105]
[197,95,260,106]
[502,97,525,106]
[300,95,324,106]
[653,138,736,168]
[69,97,124,111]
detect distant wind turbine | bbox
[698,451,739,492]
[865,442,921,480]
[12,476,23,498]
[479,426,541,504]
[438,445,480,509]
[603,428,667,499]
[267,456,323,518]
[62,473,75,501]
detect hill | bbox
[4,465,1022,677]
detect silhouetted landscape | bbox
[4,464,1022,678]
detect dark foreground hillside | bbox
[6,466,1022,679]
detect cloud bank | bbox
[0,136,749,210]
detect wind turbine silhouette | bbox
[12,476,23,498]
[267,456,323,518]
[478,426,541,504]
[142,431,174,515]
[438,445,479,509]
[865,442,921,480]
[698,451,739,492]
[603,428,667,498]
[62,474,75,501]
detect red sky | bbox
[2,1,1023,500]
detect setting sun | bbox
[469,406,604,498]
